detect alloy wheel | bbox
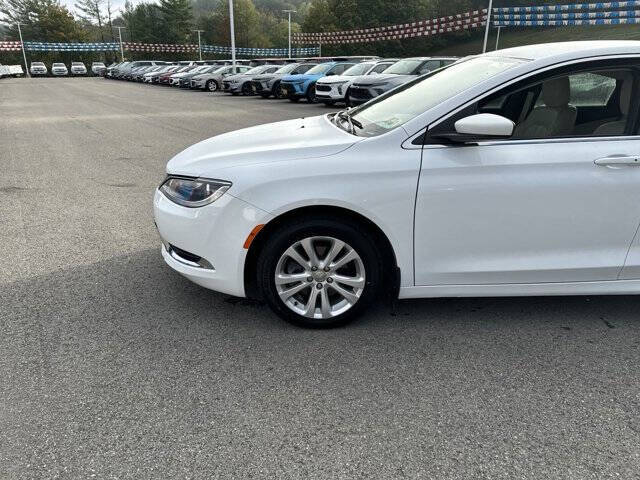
[275,236,365,319]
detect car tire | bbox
[273,81,285,99]
[242,83,253,96]
[345,88,352,107]
[306,83,318,103]
[289,96,300,103]
[256,217,383,328]
[206,80,218,92]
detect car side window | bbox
[371,63,391,74]
[476,67,636,139]
[419,60,442,75]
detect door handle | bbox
[594,155,640,166]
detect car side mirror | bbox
[431,114,514,144]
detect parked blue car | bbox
[280,61,356,103]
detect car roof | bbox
[486,40,640,62]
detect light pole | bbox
[283,9,296,59]
[115,26,126,61]
[482,0,493,53]
[495,25,502,50]
[228,0,236,69]
[16,23,29,77]
[193,29,204,61]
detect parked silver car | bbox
[190,65,252,92]
[30,62,48,76]
[251,62,317,99]
[222,65,281,95]
[315,59,397,105]
[51,63,68,76]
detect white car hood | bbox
[317,76,356,85]
[167,115,359,177]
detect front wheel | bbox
[306,83,318,103]
[274,81,286,99]
[257,218,383,328]
[242,82,253,96]
[206,80,218,92]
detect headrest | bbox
[541,77,570,108]
[618,72,633,115]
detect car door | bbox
[414,59,640,286]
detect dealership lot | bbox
[2,77,640,478]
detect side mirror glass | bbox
[432,114,514,144]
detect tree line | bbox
[0,0,564,63]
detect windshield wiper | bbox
[335,109,361,135]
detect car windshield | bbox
[348,56,526,137]
[306,63,332,75]
[211,66,228,74]
[93,62,105,66]
[275,63,299,74]
[383,59,425,75]
[194,66,210,73]
[245,66,266,75]
[342,62,375,76]
[53,63,64,67]
[32,62,44,66]
[72,63,83,66]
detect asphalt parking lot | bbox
[1,77,640,479]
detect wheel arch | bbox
[243,205,400,300]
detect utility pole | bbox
[482,0,493,53]
[228,0,236,69]
[115,26,126,61]
[16,23,29,78]
[495,25,502,50]
[283,9,296,59]
[193,29,205,61]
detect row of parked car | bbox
[28,61,107,76]
[105,56,458,106]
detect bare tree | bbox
[75,0,105,42]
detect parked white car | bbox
[154,41,640,327]
[91,62,106,75]
[70,62,87,75]
[315,59,396,105]
[51,63,68,76]
[30,62,48,76]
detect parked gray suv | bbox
[190,65,252,92]
[348,57,458,105]
[251,62,317,99]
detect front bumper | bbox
[223,81,243,93]
[348,86,385,105]
[153,189,273,297]
[315,83,349,101]
[169,78,181,86]
[281,82,306,98]
[190,79,205,89]
[52,70,68,76]
[30,69,47,75]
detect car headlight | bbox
[160,176,231,208]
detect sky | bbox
[61,0,149,15]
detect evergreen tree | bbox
[158,0,193,44]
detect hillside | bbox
[429,24,640,57]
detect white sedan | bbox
[154,41,640,327]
